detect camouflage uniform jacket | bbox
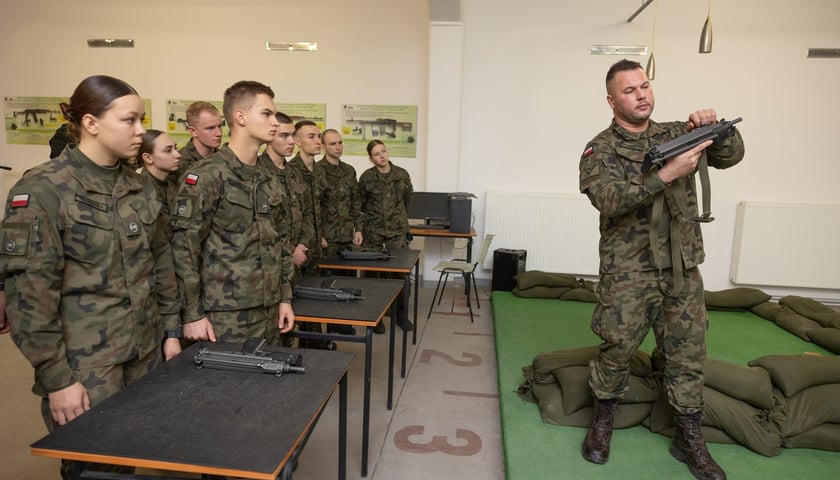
[315,158,362,244]
[0,146,180,394]
[140,168,178,241]
[176,138,216,180]
[579,119,744,274]
[257,152,313,254]
[170,145,294,324]
[287,154,320,249]
[359,162,413,240]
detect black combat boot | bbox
[581,398,617,464]
[670,413,727,480]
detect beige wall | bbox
[0,0,430,184]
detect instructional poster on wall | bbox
[275,103,326,130]
[4,96,152,145]
[341,104,417,157]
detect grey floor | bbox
[0,282,506,480]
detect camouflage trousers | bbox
[208,303,291,346]
[588,267,707,416]
[41,346,162,479]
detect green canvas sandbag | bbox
[701,386,783,457]
[781,383,840,437]
[530,383,651,429]
[780,295,840,328]
[559,288,597,303]
[553,365,659,415]
[807,328,840,354]
[529,346,652,378]
[750,301,785,321]
[704,358,774,410]
[748,354,840,397]
[705,288,771,310]
[783,423,840,452]
[511,285,571,299]
[514,270,579,290]
[773,306,822,341]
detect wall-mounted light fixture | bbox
[807,48,840,58]
[590,45,648,56]
[266,41,317,52]
[87,38,134,48]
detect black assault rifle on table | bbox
[194,337,305,377]
[294,279,364,302]
[641,117,743,173]
[339,249,394,261]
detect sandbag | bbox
[781,383,840,437]
[704,358,774,410]
[553,366,659,415]
[750,301,785,321]
[528,346,652,378]
[806,328,840,354]
[748,354,840,397]
[783,423,840,452]
[558,288,597,303]
[701,386,784,457]
[773,305,822,341]
[512,285,571,299]
[514,271,579,290]
[779,295,840,329]
[705,288,771,310]
[530,383,651,429]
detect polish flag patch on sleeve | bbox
[582,145,595,158]
[11,193,30,208]
[185,173,199,185]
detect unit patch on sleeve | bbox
[185,173,199,185]
[10,194,30,208]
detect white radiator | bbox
[730,201,840,289]
[483,191,600,276]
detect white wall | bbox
[456,0,840,302]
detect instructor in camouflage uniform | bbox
[578,59,743,480]
[359,139,414,332]
[0,75,182,479]
[171,81,295,345]
[316,129,363,260]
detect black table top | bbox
[319,248,420,273]
[292,276,403,325]
[31,342,354,480]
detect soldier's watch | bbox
[164,327,183,339]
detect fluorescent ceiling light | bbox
[590,45,648,55]
[266,41,317,52]
[87,38,134,48]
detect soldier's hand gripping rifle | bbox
[194,337,305,377]
[641,117,742,173]
[293,279,364,301]
[339,249,394,261]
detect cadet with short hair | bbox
[288,120,323,276]
[170,81,295,344]
[317,129,363,259]
[359,139,414,332]
[177,101,223,177]
[578,59,744,480]
[0,75,181,479]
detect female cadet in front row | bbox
[0,75,182,478]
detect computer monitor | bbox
[408,192,450,225]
